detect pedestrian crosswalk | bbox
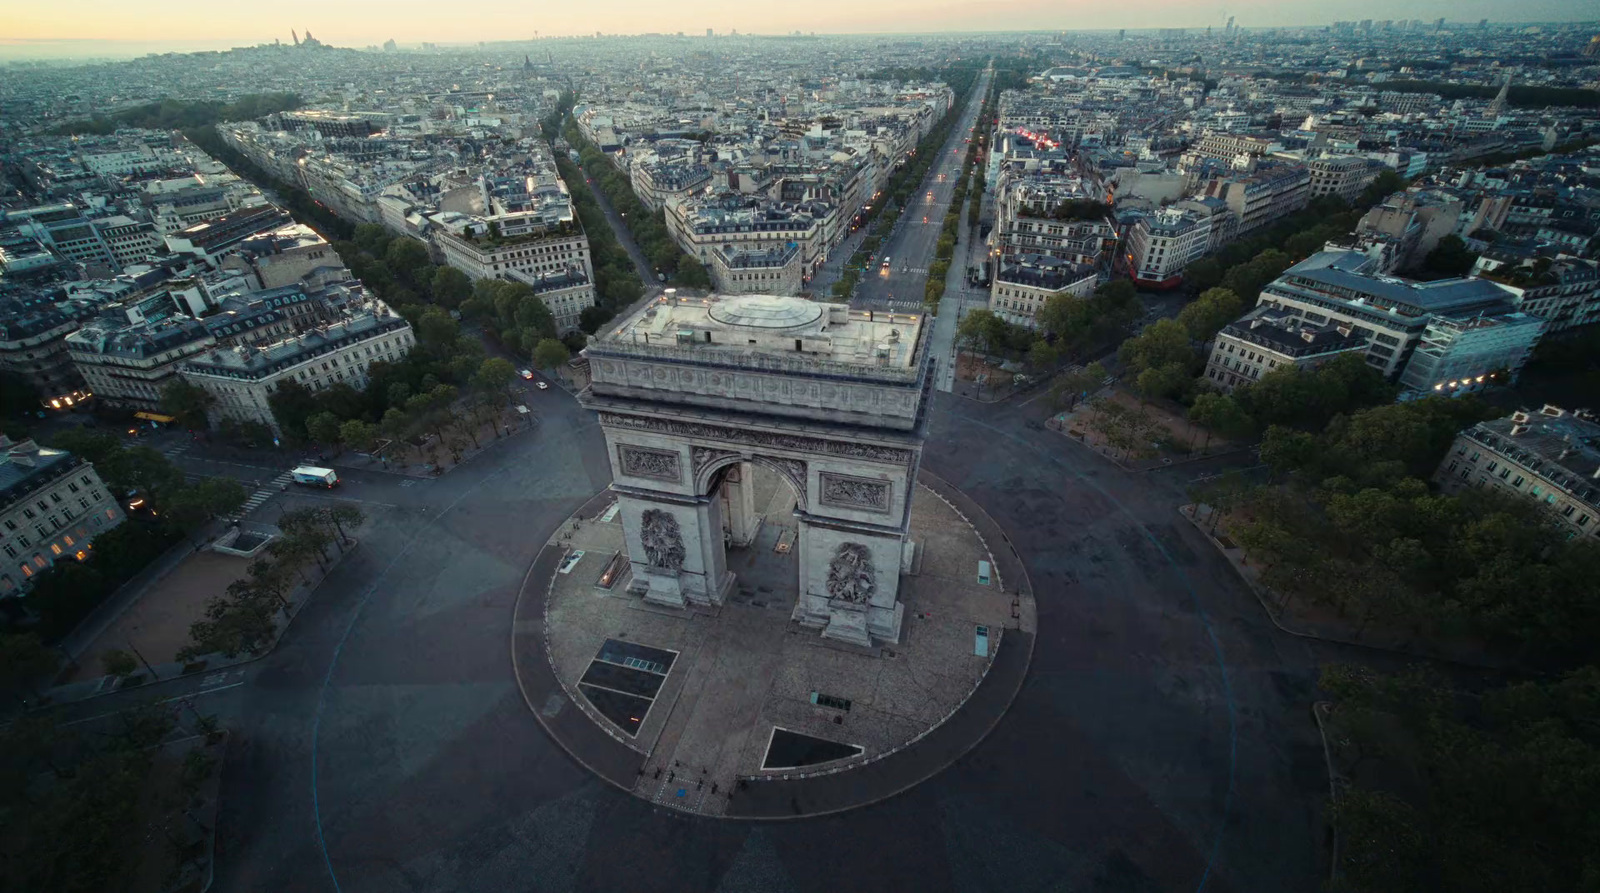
[238,472,293,515]
[162,443,190,459]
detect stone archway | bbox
[583,293,929,646]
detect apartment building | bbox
[95,216,161,269]
[1436,407,1599,540]
[164,205,293,267]
[667,200,827,279]
[1306,156,1382,205]
[1397,311,1545,397]
[1475,256,1600,334]
[505,266,597,334]
[988,254,1097,328]
[1184,133,1280,168]
[0,300,91,407]
[435,226,593,284]
[632,161,713,211]
[181,310,415,435]
[0,436,126,596]
[1127,206,1213,289]
[65,315,216,411]
[1255,250,1523,379]
[1203,306,1368,392]
[1199,163,1310,238]
[710,243,803,296]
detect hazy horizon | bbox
[3,0,1597,61]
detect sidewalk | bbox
[37,532,361,708]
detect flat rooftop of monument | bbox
[601,293,926,371]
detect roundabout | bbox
[513,467,1037,818]
[199,301,1329,893]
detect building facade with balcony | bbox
[1435,407,1599,540]
[0,436,126,596]
[181,311,415,435]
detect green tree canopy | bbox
[532,338,570,372]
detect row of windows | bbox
[1446,460,1593,531]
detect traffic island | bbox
[512,469,1036,818]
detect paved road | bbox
[576,163,658,287]
[851,67,991,318]
[30,372,1388,893]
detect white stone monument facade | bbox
[581,294,931,647]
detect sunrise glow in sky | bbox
[3,0,1596,58]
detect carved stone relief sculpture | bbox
[818,473,891,513]
[639,509,686,571]
[617,444,681,482]
[825,543,876,605]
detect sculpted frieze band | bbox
[819,473,892,513]
[617,444,681,482]
[600,412,913,465]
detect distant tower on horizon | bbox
[1488,74,1511,117]
[292,29,300,46]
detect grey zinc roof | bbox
[1282,251,1517,317]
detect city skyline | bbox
[4,1,1598,60]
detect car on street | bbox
[537,382,549,390]
[520,369,534,379]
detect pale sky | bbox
[2,0,1596,57]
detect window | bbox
[50,544,62,555]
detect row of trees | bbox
[564,124,711,290]
[0,695,220,891]
[178,506,361,662]
[552,153,648,329]
[833,63,987,302]
[56,93,302,135]
[1377,79,1600,109]
[1197,394,1600,663]
[1320,663,1600,893]
[957,279,1144,372]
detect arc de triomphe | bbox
[579,294,931,647]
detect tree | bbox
[1188,392,1257,441]
[322,505,364,546]
[1135,362,1191,401]
[416,307,459,353]
[159,379,215,430]
[1184,257,1224,291]
[339,419,379,453]
[305,411,343,447]
[1417,234,1478,279]
[165,476,247,534]
[674,255,711,289]
[100,649,137,679]
[1051,362,1108,411]
[532,338,570,373]
[267,379,319,442]
[956,309,1011,355]
[1175,288,1244,341]
[473,357,518,404]
[1118,318,1194,375]
[0,632,60,704]
[178,585,278,661]
[430,266,472,308]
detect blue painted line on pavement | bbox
[310,468,500,892]
[950,410,1238,893]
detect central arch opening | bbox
[706,459,801,613]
